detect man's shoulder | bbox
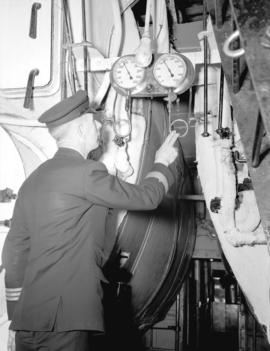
[84,159,107,173]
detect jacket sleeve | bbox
[1,194,30,320]
[84,161,175,210]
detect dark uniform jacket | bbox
[2,147,174,332]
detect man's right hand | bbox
[154,131,179,167]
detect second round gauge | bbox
[111,55,146,91]
[153,54,187,89]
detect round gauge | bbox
[153,53,187,89]
[111,55,146,92]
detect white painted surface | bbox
[0,0,52,89]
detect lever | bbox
[23,69,39,109]
[29,2,42,39]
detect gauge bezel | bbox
[152,53,188,89]
[110,54,147,95]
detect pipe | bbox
[223,30,245,58]
[94,0,122,106]
[202,0,209,137]
[81,0,88,92]
[135,0,153,68]
[63,0,76,94]
[216,67,224,136]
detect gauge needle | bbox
[123,62,133,80]
[164,61,174,77]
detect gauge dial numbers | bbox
[110,55,147,95]
[153,54,187,89]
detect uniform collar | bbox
[55,147,85,160]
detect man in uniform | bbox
[2,90,179,351]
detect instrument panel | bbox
[110,53,195,97]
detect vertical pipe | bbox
[184,277,190,349]
[63,0,76,94]
[202,0,209,137]
[188,87,193,121]
[168,89,173,132]
[239,301,247,351]
[198,260,209,348]
[252,113,265,168]
[194,259,201,349]
[175,293,181,351]
[204,260,212,340]
[209,260,214,330]
[150,327,154,349]
[232,21,240,93]
[216,67,224,135]
[214,0,224,29]
[81,0,88,92]
[144,0,152,36]
[253,317,257,351]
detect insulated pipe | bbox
[143,0,152,36]
[81,0,88,92]
[63,0,76,95]
[93,0,122,106]
[135,0,153,68]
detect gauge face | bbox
[111,55,146,91]
[153,54,187,88]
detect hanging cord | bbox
[135,0,153,67]
[188,87,193,122]
[168,89,173,133]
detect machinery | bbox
[0,0,270,350]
